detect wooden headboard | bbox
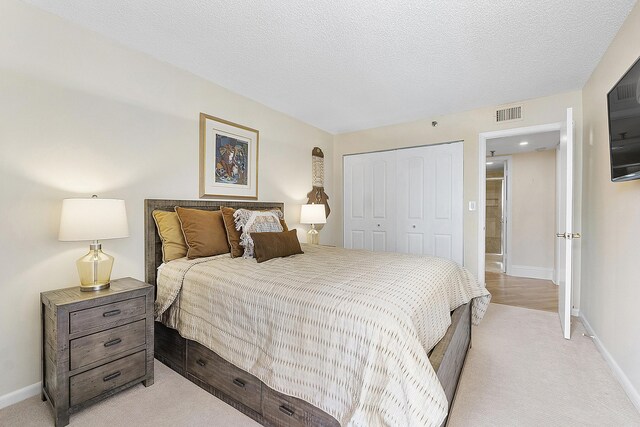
[144,199,285,288]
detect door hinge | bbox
[556,232,581,239]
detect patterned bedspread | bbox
[155,244,490,426]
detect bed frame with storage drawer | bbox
[144,199,472,427]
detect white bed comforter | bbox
[155,244,490,426]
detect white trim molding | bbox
[508,265,554,281]
[477,122,562,287]
[0,381,41,410]
[581,314,640,413]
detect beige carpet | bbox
[2,303,639,426]
[448,303,640,427]
[0,361,261,427]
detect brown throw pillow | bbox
[251,230,304,263]
[221,207,289,258]
[221,207,243,258]
[175,207,230,259]
[152,210,188,262]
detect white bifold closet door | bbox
[343,150,397,252]
[344,142,463,265]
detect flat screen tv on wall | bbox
[607,56,640,182]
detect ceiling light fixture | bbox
[519,141,529,146]
[486,162,494,165]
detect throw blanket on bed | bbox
[155,244,490,427]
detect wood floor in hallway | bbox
[485,271,558,312]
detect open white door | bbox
[557,108,576,340]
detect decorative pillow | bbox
[222,207,288,258]
[175,207,230,259]
[152,210,188,262]
[252,230,304,263]
[220,207,244,258]
[233,208,284,258]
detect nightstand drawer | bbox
[69,296,146,334]
[70,320,146,370]
[70,350,146,406]
[187,341,262,413]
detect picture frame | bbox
[199,113,259,199]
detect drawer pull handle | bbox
[196,359,206,367]
[103,371,121,382]
[103,309,121,317]
[104,338,122,347]
[232,378,245,388]
[279,405,295,417]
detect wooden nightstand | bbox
[41,277,154,427]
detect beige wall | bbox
[0,0,336,397]
[333,92,583,281]
[509,150,556,274]
[581,2,640,407]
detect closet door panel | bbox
[434,234,452,259]
[344,156,367,250]
[366,151,396,252]
[344,152,396,252]
[395,143,463,264]
[396,146,431,255]
[407,233,424,255]
[432,144,463,264]
[435,153,452,220]
[351,230,365,250]
[351,162,366,219]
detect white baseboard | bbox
[508,265,554,281]
[580,314,640,413]
[0,381,41,410]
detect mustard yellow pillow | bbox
[152,210,188,262]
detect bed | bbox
[144,199,490,427]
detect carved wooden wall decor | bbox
[306,147,330,218]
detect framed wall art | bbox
[199,113,259,199]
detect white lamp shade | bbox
[300,204,326,225]
[59,198,129,241]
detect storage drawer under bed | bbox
[186,340,262,413]
[262,385,339,427]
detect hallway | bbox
[485,271,558,312]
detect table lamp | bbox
[300,203,326,245]
[59,196,129,291]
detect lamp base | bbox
[76,242,114,292]
[80,282,110,292]
[307,227,320,245]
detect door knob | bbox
[556,233,567,238]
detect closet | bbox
[343,142,463,264]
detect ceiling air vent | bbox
[616,83,636,101]
[495,105,522,123]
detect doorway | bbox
[479,127,561,313]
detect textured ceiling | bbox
[23,0,637,133]
[488,131,560,157]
